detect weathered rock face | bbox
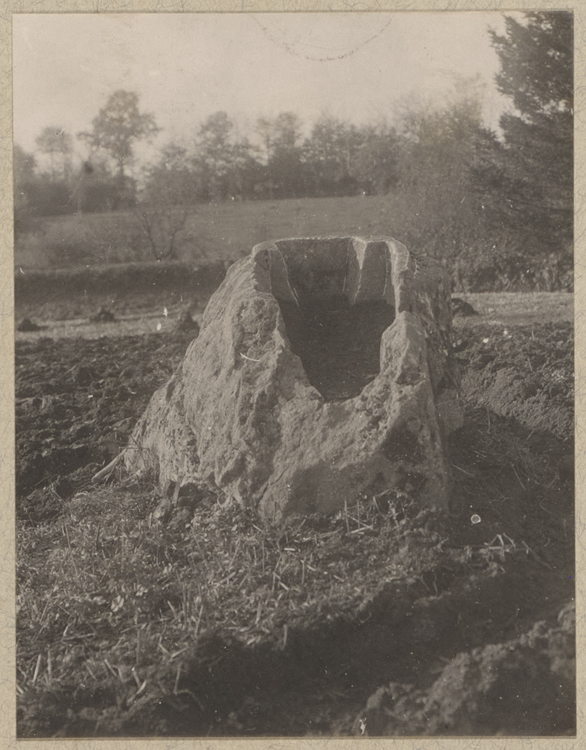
[124,237,463,524]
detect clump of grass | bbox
[16,479,468,736]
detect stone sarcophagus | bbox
[124,237,463,524]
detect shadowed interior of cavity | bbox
[273,239,395,402]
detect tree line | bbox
[15,101,404,211]
[14,12,573,290]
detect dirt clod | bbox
[90,307,117,323]
[17,318,44,332]
[451,297,479,317]
[175,310,200,334]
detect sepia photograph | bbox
[12,10,575,738]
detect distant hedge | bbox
[15,260,230,303]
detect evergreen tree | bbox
[481,13,573,259]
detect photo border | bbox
[2,2,582,748]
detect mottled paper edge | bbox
[1,1,582,748]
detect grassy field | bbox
[17,194,573,293]
[16,195,397,270]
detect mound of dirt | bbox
[455,322,573,440]
[358,601,575,736]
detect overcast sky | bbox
[13,12,509,162]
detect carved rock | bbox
[124,237,463,524]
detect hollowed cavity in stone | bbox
[278,296,394,401]
[267,238,396,402]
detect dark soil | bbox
[15,261,228,322]
[15,291,575,738]
[15,330,197,521]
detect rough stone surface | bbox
[124,237,463,524]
